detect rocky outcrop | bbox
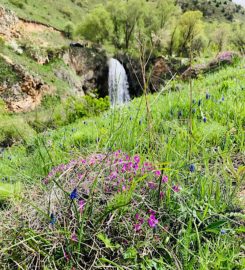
[0,56,51,112]
[181,51,238,79]
[63,44,108,97]
[0,6,19,38]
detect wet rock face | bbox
[64,45,108,97]
[150,57,172,91]
[116,54,144,98]
[0,58,51,112]
[0,6,19,37]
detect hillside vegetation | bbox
[0,0,245,269]
[1,60,245,269]
[0,0,103,29]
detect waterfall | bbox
[108,58,130,106]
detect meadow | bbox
[0,60,244,269]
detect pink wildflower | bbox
[109,171,118,180]
[133,163,139,170]
[162,175,168,183]
[134,223,142,232]
[155,170,161,176]
[148,214,158,228]
[134,155,140,164]
[71,233,78,242]
[172,185,180,192]
[148,181,157,190]
[63,251,69,262]
[78,200,85,214]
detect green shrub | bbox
[65,95,110,123]
[0,57,20,85]
[64,22,75,39]
[0,115,36,146]
[9,0,25,9]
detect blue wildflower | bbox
[203,117,207,123]
[221,96,224,101]
[189,164,195,172]
[220,229,226,235]
[50,213,56,225]
[198,99,202,106]
[70,188,78,200]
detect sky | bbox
[233,0,245,7]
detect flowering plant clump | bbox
[4,150,182,268]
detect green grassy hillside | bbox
[0,0,104,30]
[0,60,244,269]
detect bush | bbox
[0,115,36,146]
[0,57,20,85]
[65,95,110,123]
[64,22,75,39]
[9,0,25,9]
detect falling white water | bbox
[108,58,130,106]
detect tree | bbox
[177,11,203,57]
[106,0,147,50]
[64,22,75,39]
[76,5,113,44]
[155,0,180,29]
[212,23,231,52]
[230,23,245,55]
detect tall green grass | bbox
[0,62,244,269]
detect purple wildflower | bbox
[148,214,158,228]
[109,171,118,180]
[155,170,161,177]
[134,155,140,164]
[162,175,168,183]
[70,188,78,200]
[78,200,85,214]
[148,181,157,190]
[172,185,180,192]
[71,233,78,242]
[134,223,142,232]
